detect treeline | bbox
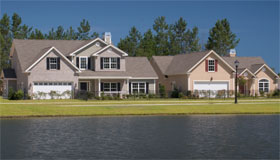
[0,13,240,71]
[118,16,239,58]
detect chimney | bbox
[229,49,236,57]
[103,32,111,44]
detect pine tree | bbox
[0,13,12,70]
[138,29,156,58]
[153,16,169,55]
[11,13,22,38]
[206,18,240,56]
[77,19,91,40]
[169,17,187,55]
[185,27,201,53]
[30,29,44,39]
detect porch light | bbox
[234,60,239,104]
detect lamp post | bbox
[234,60,239,104]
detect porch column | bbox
[276,78,279,90]
[98,79,101,97]
[252,77,256,96]
[187,73,190,91]
[127,79,129,94]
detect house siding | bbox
[189,54,234,91]
[95,48,126,71]
[28,50,79,95]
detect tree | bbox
[205,18,240,56]
[118,26,142,56]
[77,19,91,40]
[185,27,201,53]
[11,13,22,38]
[29,29,44,39]
[169,17,187,55]
[138,29,156,58]
[65,27,78,40]
[153,16,170,55]
[0,13,12,70]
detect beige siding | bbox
[189,54,234,90]
[28,50,79,95]
[12,50,28,91]
[255,66,278,93]
[95,48,126,71]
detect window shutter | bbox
[117,83,121,91]
[76,57,79,68]
[100,57,103,69]
[46,58,50,70]
[205,60,208,72]
[129,82,131,94]
[215,59,218,72]
[101,82,104,91]
[88,57,91,70]
[117,58,120,69]
[146,82,149,94]
[57,57,60,70]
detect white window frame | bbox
[258,79,269,93]
[208,59,215,72]
[79,56,88,70]
[103,57,118,69]
[103,82,118,92]
[79,81,90,91]
[131,82,146,94]
[49,57,57,70]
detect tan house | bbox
[150,50,279,97]
[1,32,158,99]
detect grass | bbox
[0,97,279,117]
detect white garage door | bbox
[194,81,228,98]
[33,82,73,99]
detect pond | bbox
[1,115,279,159]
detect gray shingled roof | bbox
[13,39,91,71]
[79,57,158,78]
[152,51,209,75]
[2,68,17,78]
[222,56,265,73]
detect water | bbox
[1,115,279,159]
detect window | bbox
[102,57,118,69]
[208,59,215,72]
[132,82,146,94]
[50,58,57,69]
[259,79,269,93]
[80,57,88,70]
[103,58,110,69]
[80,82,88,91]
[103,83,118,92]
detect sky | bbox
[1,0,279,72]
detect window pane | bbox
[80,57,87,69]
[264,83,268,87]
[111,58,117,62]
[111,83,117,91]
[49,58,57,69]
[208,60,215,71]
[80,82,87,91]
[139,83,145,88]
[139,89,145,93]
[104,83,110,91]
[264,88,269,92]
[132,89,138,93]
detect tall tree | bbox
[77,19,91,40]
[118,26,142,56]
[206,18,240,56]
[185,27,201,53]
[29,29,44,39]
[169,17,187,55]
[11,13,22,38]
[55,25,65,39]
[0,13,12,69]
[137,29,156,58]
[65,27,77,40]
[153,16,169,55]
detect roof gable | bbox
[92,45,128,57]
[69,38,108,56]
[25,46,81,72]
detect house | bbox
[1,32,158,99]
[150,50,279,97]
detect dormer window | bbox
[80,57,88,70]
[46,57,60,70]
[208,59,215,72]
[101,57,120,69]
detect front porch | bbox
[77,78,155,97]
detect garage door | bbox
[33,82,73,99]
[194,81,228,98]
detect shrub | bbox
[171,88,179,98]
[49,90,57,99]
[148,94,156,99]
[178,92,184,98]
[159,84,166,98]
[272,89,280,97]
[62,90,72,99]
[259,91,265,97]
[37,91,47,99]
[14,90,24,100]
[8,88,15,100]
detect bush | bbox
[171,88,179,98]
[49,90,57,99]
[159,84,166,98]
[259,91,265,97]
[178,92,184,98]
[8,89,24,100]
[272,89,280,97]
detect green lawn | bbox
[0,97,279,117]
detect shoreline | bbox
[1,112,279,119]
